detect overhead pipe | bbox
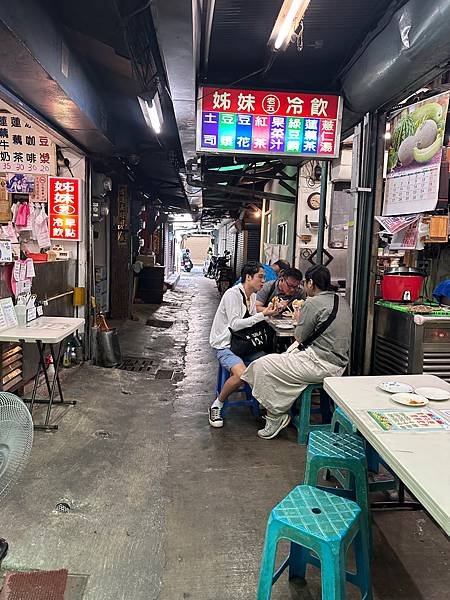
[315,161,329,265]
[341,0,450,132]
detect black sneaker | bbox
[209,405,224,428]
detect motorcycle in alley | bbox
[215,251,234,295]
[182,251,193,272]
[205,254,218,278]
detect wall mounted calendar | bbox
[383,92,449,216]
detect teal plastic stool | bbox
[304,431,372,554]
[257,485,372,600]
[330,408,358,489]
[291,384,331,445]
[331,408,398,493]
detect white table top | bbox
[266,316,295,338]
[0,316,85,344]
[324,374,450,536]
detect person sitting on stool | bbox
[208,261,282,428]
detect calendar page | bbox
[367,409,450,432]
[383,92,449,216]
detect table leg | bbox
[371,481,421,511]
[49,343,65,403]
[29,341,51,415]
[31,340,76,432]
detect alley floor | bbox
[0,269,449,599]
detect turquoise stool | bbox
[331,408,398,493]
[304,431,372,553]
[257,485,372,599]
[215,364,260,417]
[291,384,331,445]
[329,408,358,489]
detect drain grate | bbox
[146,318,173,329]
[155,369,174,380]
[94,430,112,440]
[55,502,71,513]
[117,357,155,373]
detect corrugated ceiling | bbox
[207,0,399,92]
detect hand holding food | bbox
[292,299,305,309]
[263,304,282,317]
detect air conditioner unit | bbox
[331,148,352,182]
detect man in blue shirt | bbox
[235,259,290,285]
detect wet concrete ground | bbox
[0,269,448,599]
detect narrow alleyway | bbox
[0,271,448,599]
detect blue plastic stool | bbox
[331,408,398,493]
[215,364,260,417]
[304,431,372,554]
[291,384,331,445]
[257,485,372,600]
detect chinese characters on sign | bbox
[48,177,80,241]
[117,185,129,246]
[0,109,56,174]
[197,87,342,158]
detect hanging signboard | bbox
[48,177,81,241]
[0,106,56,175]
[117,184,129,247]
[383,91,449,216]
[196,86,343,158]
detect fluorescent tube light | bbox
[268,0,310,52]
[138,92,163,134]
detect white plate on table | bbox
[275,322,295,329]
[391,393,429,407]
[415,387,450,401]
[378,381,414,394]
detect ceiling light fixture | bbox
[138,91,163,134]
[268,0,310,52]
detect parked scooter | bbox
[205,254,218,278]
[182,249,193,272]
[215,250,234,294]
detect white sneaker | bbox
[209,404,224,428]
[258,413,290,439]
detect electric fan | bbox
[0,392,34,564]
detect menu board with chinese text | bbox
[0,104,56,175]
[197,86,342,158]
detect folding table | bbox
[324,374,450,536]
[0,316,84,431]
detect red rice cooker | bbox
[381,267,425,302]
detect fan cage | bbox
[0,392,33,503]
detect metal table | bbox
[0,316,84,431]
[324,374,450,536]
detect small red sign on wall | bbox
[48,177,81,241]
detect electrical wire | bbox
[196,54,277,103]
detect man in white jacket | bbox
[209,261,281,427]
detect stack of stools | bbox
[215,364,260,417]
[257,485,372,599]
[290,383,332,445]
[331,407,398,493]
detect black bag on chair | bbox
[229,290,274,358]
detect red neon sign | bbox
[48,177,81,241]
[197,86,342,158]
